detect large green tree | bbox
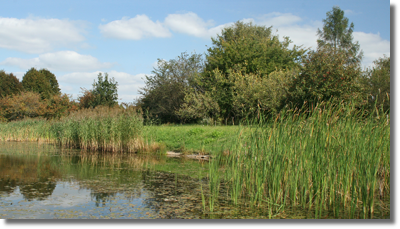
[138,52,204,123]
[39,69,61,95]
[205,21,305,78]
[317,6,363,63]
[22,68,53,99]
[188,21,305,121]
[0,70,24,98]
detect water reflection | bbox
[0,142,210,219]
[0,154,59,201]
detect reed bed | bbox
[0,118,53,142]
[207,101,390,219]
[51,106,144,153]
[0,106,145,153]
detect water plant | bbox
[207,100,390,219]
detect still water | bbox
[0,142,212,219]
[0,142,390,219]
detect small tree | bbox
[317,6,363,63]
[78,88,97,109]
[78,72,118,109]
[0,70,24,98]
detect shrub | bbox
[361,56,390,112]
[42,94,79,119]
[0,91,44,121]
[287,46,363,109]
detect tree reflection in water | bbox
[0,154,60,201]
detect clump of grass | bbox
[207,101,390,219]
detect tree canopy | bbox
[22,68,53,99]
[181,21,306,122]
[79,72,118,109]
[138,52,204,123]
[287,46,363,108]
[0,70,24,98]
[205,21,305,78]
[39,69,61,95]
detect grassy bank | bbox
[142,125,245,154]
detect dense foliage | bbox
[287,46,363,108]
[138,52,204,123]
[0,91,78,122]
[361,56,390,112]
[39,69,61,95]
[79,73,118,109]
[0,70,24,98]
[22,68,60,100]
[205,21,305,77]
[175,22,306,123]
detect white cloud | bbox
[99,12,232,40]
[0,17,86,54]
[255,13,321,50]
[99,15,171,40]
[253,13,390,68]
[165,12,233,38]
[0,51,113,72]
[344,9,356,15]
[164,12,212,37]
[354,32,390,68]
[258,12,302,27]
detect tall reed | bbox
[0,106,145,153]
[207,101,390,218]
[53,106,144,153]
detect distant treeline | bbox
[0,68,120,122]
[0,6,390,124]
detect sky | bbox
[0,0,391,104]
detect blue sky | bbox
[0,0,391,103]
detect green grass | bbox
[142,125,246,154]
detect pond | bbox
[0,142,390,219]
